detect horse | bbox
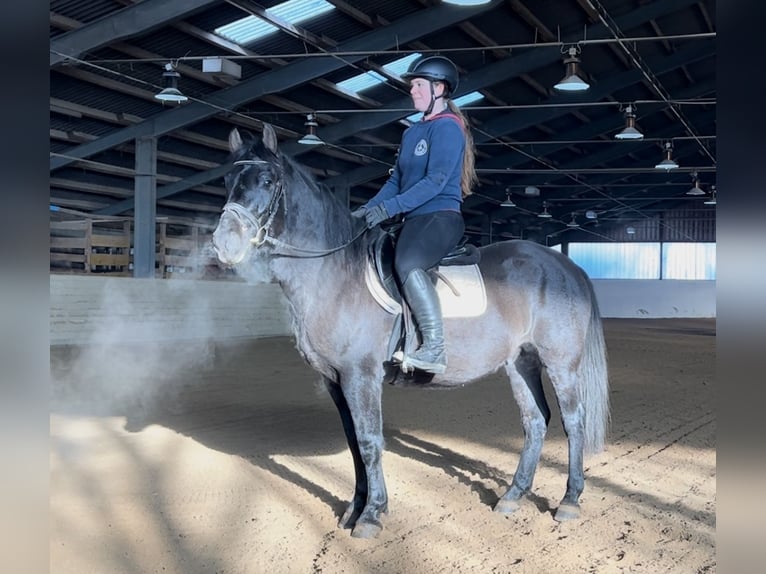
[211,124,610,539]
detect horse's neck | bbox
[272,195,360,311]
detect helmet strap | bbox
[424,81,446,117]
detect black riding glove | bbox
[362,204,390,228]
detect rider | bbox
[352,55,478,374]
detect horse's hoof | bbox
[493,498,522,515]
[338,509,356,529]
[350,521,382,539]
[554,503,581,522]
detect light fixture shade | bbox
[538,203,552,218]
[566,215,580,228]
[500,194,516,207]
[298,133,324,145]
[155,87,187,102]
[615,126,644,140]
[554,72,590,92]
[626,226,636,235]
[655,158,679,169]
[585,210,598,220]
[442,0,493,4]
[686,183,705,196]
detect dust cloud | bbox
[50,276,220,420]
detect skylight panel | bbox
[405,91,484,122]
[215,0,334,45]
[336,53,422,94]
[452,91,484,107]
[337,71,387,94]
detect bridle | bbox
[221,158,365,258]
[222,159,284,248]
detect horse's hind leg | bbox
[546,365,586,522]
[495,346,550,515]
[324,374,388,538]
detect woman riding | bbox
[352,55,478,374]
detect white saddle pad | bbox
[365,263,487,318]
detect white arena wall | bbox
[49,275,715,346]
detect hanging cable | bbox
[583,0,716,166]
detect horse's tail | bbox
[579,279,610,455]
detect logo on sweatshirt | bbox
[414,139,428,156]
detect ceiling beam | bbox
[93,0,705,214]
[50,0,218,66]
[51,0,498,173]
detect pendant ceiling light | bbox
[655,141,679,170]
[553,46,590,92]
[704,185,717,205]
[686,172,705,195]
[298,113,324,145]
[154,62,188,103]
[615,104,644,140]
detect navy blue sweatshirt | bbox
[365,111,465,218]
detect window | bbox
[567,242,716,279]
[662,243,716,279]
[568,243,660,279]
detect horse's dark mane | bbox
[233,133,361,256]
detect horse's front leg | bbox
[324,373,388,538]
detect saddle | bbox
[364,225,487,379]
[367,225,481,308]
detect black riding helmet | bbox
[401,55,459,95]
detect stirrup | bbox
[402,351,446,375]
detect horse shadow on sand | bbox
[50,334,714,530]
[50,337,549,522]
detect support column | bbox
[480,214,492,246]
[133,136,157,278]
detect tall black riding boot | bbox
[401,268,446,374]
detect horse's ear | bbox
[229,128,244,153]
[262,123,278,155]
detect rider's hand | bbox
[350,206,367,220]
[363,204,389,228]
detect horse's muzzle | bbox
[212,214,251,265]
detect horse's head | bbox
[212,125,284,265]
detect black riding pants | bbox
[393,210,465,284]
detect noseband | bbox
[222,159,285,247]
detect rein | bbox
[224,159,366,259]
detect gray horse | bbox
[212,125,610,539]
